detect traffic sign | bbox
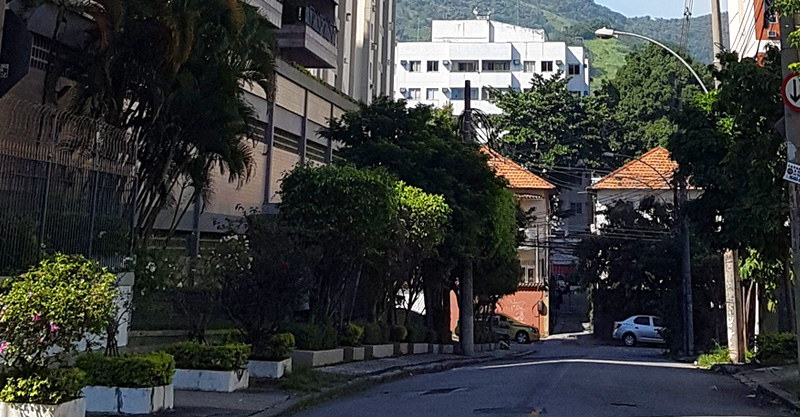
[785,161,800,185]
[782,73,800,112]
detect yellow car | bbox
[485,314,540,344]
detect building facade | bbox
[394,19,590,115]
[727,0,780,58]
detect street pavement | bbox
[293,332,793,417]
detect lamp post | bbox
[594,28,709,94]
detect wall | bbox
[496,289,550,337]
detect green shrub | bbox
[362,323,385,345]
[340,324,364,347]
[379,322,391,343]
[165,342,250,371]
[406,326,426,343]
[253,333,296,361]
[75,352,174,388]
[0,368,85,405]
[756,332,797,364]
[285,323,337,350]
[390,325,408,343]
[425,329,438,344]
[696,344,731,369]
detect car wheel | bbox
[516,331,530,344]
[623,333,636,347]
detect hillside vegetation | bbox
[396,0,728,67]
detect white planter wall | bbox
[364,344,394,359]
[343,347,365,361]
[173,369,249,392]
[0,398,85,417]
[411,343,429,354]
[83,385,173,414]
[248,358,292,379]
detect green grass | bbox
[277,367,353,393]
[696,344,755,369]
[585,39,630,91]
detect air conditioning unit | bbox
[442,60,450,65]
[556,59,564,65]
[401,60,408,65]
[371,42,378,50]
[399,87,407,93]
[442,87,450,93]
[768,30,779,38]
[513,59,521,65]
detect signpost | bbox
[783,73,800,112]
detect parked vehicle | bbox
[485,314,540,344]
[612,315,665,347]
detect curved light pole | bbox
[595,28,709,94]
[595,31,698,356]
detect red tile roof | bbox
[592,147,676,190]
[480,147,556,190]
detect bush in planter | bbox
[390,325,408,343]
[0,254,117,404]
[285,323,336,350]
[406,326,426,343]
[75,352,175,388]
[756,332,797,364]
[362,323,385,345]
[165,342,250,371]
[339,324,364,347]
[252,333,296,361]
[0,368,85,405]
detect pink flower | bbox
[31,313,40,322]
[49,323,59,332]
[0,342,7,353]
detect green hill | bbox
[396,0,728,84]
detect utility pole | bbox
[710,0,724,80]
[779,13,800,366]
[678,179,694,356]
[0,0,6,53]
[459,80,475,357]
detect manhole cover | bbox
[422,387,461,395]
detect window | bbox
[451,60,478,72]
[426,88,438,100]
[653,317,664,327]
[633,317,651,326]
[541,61,554,72]
[482,60,510,72]
[427,60,439,72]
[408,61,421,72]
[306,141,327,164]
[273,128,301,154]
[568,63,581,75]
[247,118,268,143]
[523,61,536,72]
[407,88,421,100]
[450,87,478,100]
[482,88,509,101]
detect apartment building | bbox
[394,19,590,115]
[727,0,780,58]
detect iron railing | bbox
[0,98,137,274]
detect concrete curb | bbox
[733,372,800,412]
[257,350,533,416]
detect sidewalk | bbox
[158,348,530,417]
[734,366,800,411]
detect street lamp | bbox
[594,28,709,95]
[602,150,694,356]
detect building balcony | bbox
[276,5,337,69]
[245,0,283,28]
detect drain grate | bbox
[473,407,538,415]
[610,402,637,407]
[422,387,460,395]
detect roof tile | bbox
[480,147,556,190]
[592,147,676,190]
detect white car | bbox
[612,315,666,346]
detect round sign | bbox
[782,73,800,112]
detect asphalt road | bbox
[294,333,793,417]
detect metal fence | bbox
[0,98,137,274]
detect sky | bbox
[595,0,725,19]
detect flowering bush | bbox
[0,254,117,403]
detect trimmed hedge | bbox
[339,324,364,347]
[406,326,426,343]
[362,323,385,345]
[0,368,85,405]
[756,332,797,364]
[285,323,337,350]
[253,333,296,361]
[165,342,250,371]
[75,352,174,388]
[390,325,408,343]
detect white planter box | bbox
[173,369,249,392]
[364,344,394,359]
[440,344,455,354]
[83,385,173,414]
[291,349,344,368]
[393,343,410,356]
[430,344,441,354]
[411,343,429,354]
[0,398,85,417]
[343,347,365,361]
[248,358,292,379]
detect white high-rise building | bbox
[727,0,780,58]
[394,19,590,115]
